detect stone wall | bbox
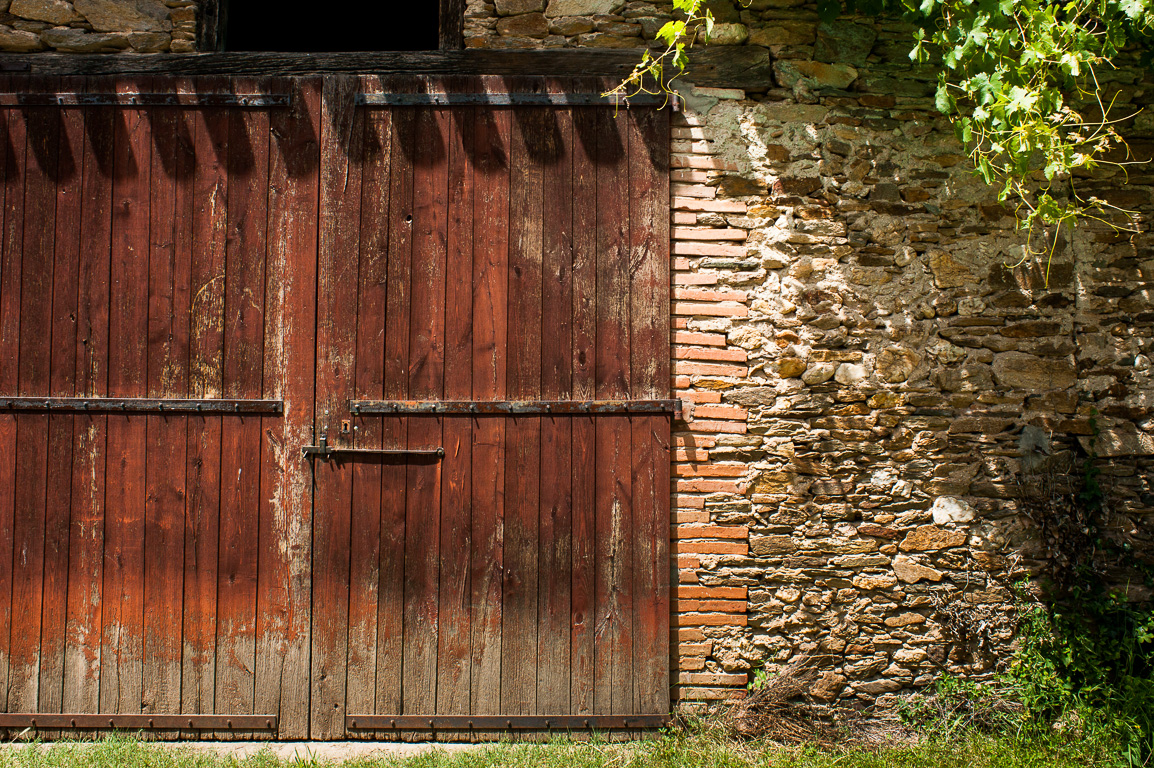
[0,0,197,52]
[2,0,1153,713]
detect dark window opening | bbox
[222,1,440,52]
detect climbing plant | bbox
[615,0,1153,245]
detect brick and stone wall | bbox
[2,0,1152,713]
[0,0,197,52]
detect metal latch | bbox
[301,434,444,462]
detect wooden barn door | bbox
[0,75,321,738]
[306,76,672,739]
[0,74,669,741]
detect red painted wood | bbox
[346,74,387,727]
[10,76,59,714]
[40,79,83,722]
[402,97,448,718]
[502,84,543,717]
[181,75,229,723]
[216,78,270,722]
[0,77,20,714]
[255,76,320,740]
[63,75,113,716]
[310,74,362,739]
[537,79,574,715]
[142,78,189,720]
[436,76,476,720]
[101,77,151,715]
[568,95,598,717]
[468,82,509,718]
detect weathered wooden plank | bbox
[439,0,465,50]
[181,76,229,725]
[593,100,633,716]
[436,76,475,721]
[627,107,670,716]
[310,74,361,739]
[501,86,543,718]
[469,83,510,719]
[101,77,151,715]
[4,51,642,78]
[40,80,83,723]
[255,75,320,741]
[345,74,386,728]
[375,78,414,721]
[402,98,449,718]
[142,79,189,723]
[537,79,574,715]
[63,75,113,716]
[568,92,598,717]
[9,76,58,715]
[0,82,16,715]
[216,78,270,722]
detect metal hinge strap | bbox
[0,93,291,108]
[346,714,669,730]
[355,92,673,108]
[0,714,277,730]
[0,397,284,414]
[351,399,682,417]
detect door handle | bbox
[302,434,444,462]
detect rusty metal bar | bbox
[0,93,290,107]
[0,714,278,730]
[301,434,443,461]
[346,714,670,730]
[355,92,671,108]
[0,397,284,414]
[351,399,682,416]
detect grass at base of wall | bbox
[0,725,1123,768]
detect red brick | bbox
[674,434,716,448]
[678,570,699,583]
[671,126,710,141]
[678,555,701,568]
[672,303,748,319]
[671,492,705,508]
[676,347,748,363]
[679,673,748,686]
[675,598,747,612]
[674,540,749,555]
[678,390,722,403]
[686,419,748,434]
[674,448,711,462]
[674,510,709,524]
[671,196,746,213]
[673,271,720,286]
[673,331,726,347]
[672,211,697,225]
[672,464,746,478]
[673,524,749,539]
[676,627,706,642]
[671,169,712,183]
[678,657,707,671]
[672,155,739,171]
[692,404,748,420]
[678,586,748,600]
[673,287,748,302]
[673,687,747,701]
[672,242,747,258]
[673,257,697,270]
[674,479,745,494]
[675,613,749,627]
[673,227,747,241]
[671,183,716,199]
[672,361,748,376]
[672,374,691,389]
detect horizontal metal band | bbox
[346,714,670,730]
[302,445,444,460]
[0,714,278,730]
[351,399,681,416]
[355,92,671,108]
[0,397,284,414]
[0,93,290,107]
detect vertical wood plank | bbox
[537,79,574,715]
[40,79,83,721]
[375,78,412,720]
[593,101,633,716]
[627,108,670,716]
[436,76,475,721]
[10,76,58,714]
[101,77,151,715]
[501,88,543,718]
[64,75,113,716]
[346,74,387,726]
[256,75,321,740]
[182,76,229,723]
[216,78,270,721]
[469,79,509,718]
[0,77,20,714]
[568,95,597,717]
[311,74,362,738]
[142,79,190,721]
[402,98,449,718]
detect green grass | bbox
[0,725,1124,768]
